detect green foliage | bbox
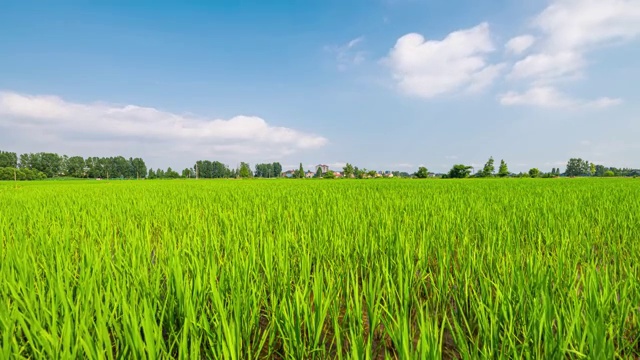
[323,170,336,179]
[342,163,354,178]
[315,167,323,178]
[0,151,18,168]
[566,158,590,177]
[239,162,252,178]
[604,170,615,177]
[498,159,509,178]
[447,164,472,178]
[480,156,495,177]
[1,179,639,358]
[0,167,47,180]
[254,163,282,178]
[529,168,540,178]
[415,166,429,179]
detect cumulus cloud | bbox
[384,23,503,98]
[499,86,622,109]
[0,91,327,164]
[505,35,536,55]
[504,0,640,107]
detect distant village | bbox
[281,164,413,179]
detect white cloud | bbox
[505,35,536,55]
[504,0,640,106]
[384,22,502,98]
[499,86,622,109]
[326,36,366,71]
[0,91,327,162]
[535,0,640,52]
[509,51,585,82]
[588,97,623,108]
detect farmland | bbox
[1,179,639,359]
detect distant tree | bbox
[480,156,495,177]
[590,162,596,177]
[0,151,18,168]
[565,158,589,177]
[343,163,354,178]
[162,167,177,179]
[415,166,429,179]
[528,168,540,178]
[448,164,472,179]
[65,156,86,178]
[297,163,304,179]
[323,170,336,179]
[314,167,323,178]
[239,162,252,178]
[498,160,509,178]
[604,170,615,177]
[272,162,282,178]
[148,168,156,179]
[367,170,377,178]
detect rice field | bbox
[1,179,639,359]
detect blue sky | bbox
[1,0,639,173]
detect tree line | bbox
[2,149,638,181]
[0,150,147,180]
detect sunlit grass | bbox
[1,179,639,359]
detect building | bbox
[282,170,296,178]
[315,164,329,174]
[305,171,314,178]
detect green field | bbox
[1,179,639,359]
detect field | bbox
[1,179,639,359]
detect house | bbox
[315,164,329,174]
[334,171,343,178]
[282,170,296,178]
[305,171,314,178]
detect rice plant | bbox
[1,178,639,359]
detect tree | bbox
[323,170,336,179]
[590,162,596,177]
[165,167,180,179]
[0,151,18,168]
[481,156,495,177]
[528,168,540,178]
[272,162,282,178]
[498,160,509,178]
[343,163,354,178]
[65,156,86,178]
[604,170,615,177]
[239,162,252,178]
[448,164,472,179]
[415,166,429,179]
[298,163,304,179]
[565,158,589,177]
[148,168,156,179]
[315,167,323,178]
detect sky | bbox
[1,0,639,173]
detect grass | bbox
[1,178,639,359]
